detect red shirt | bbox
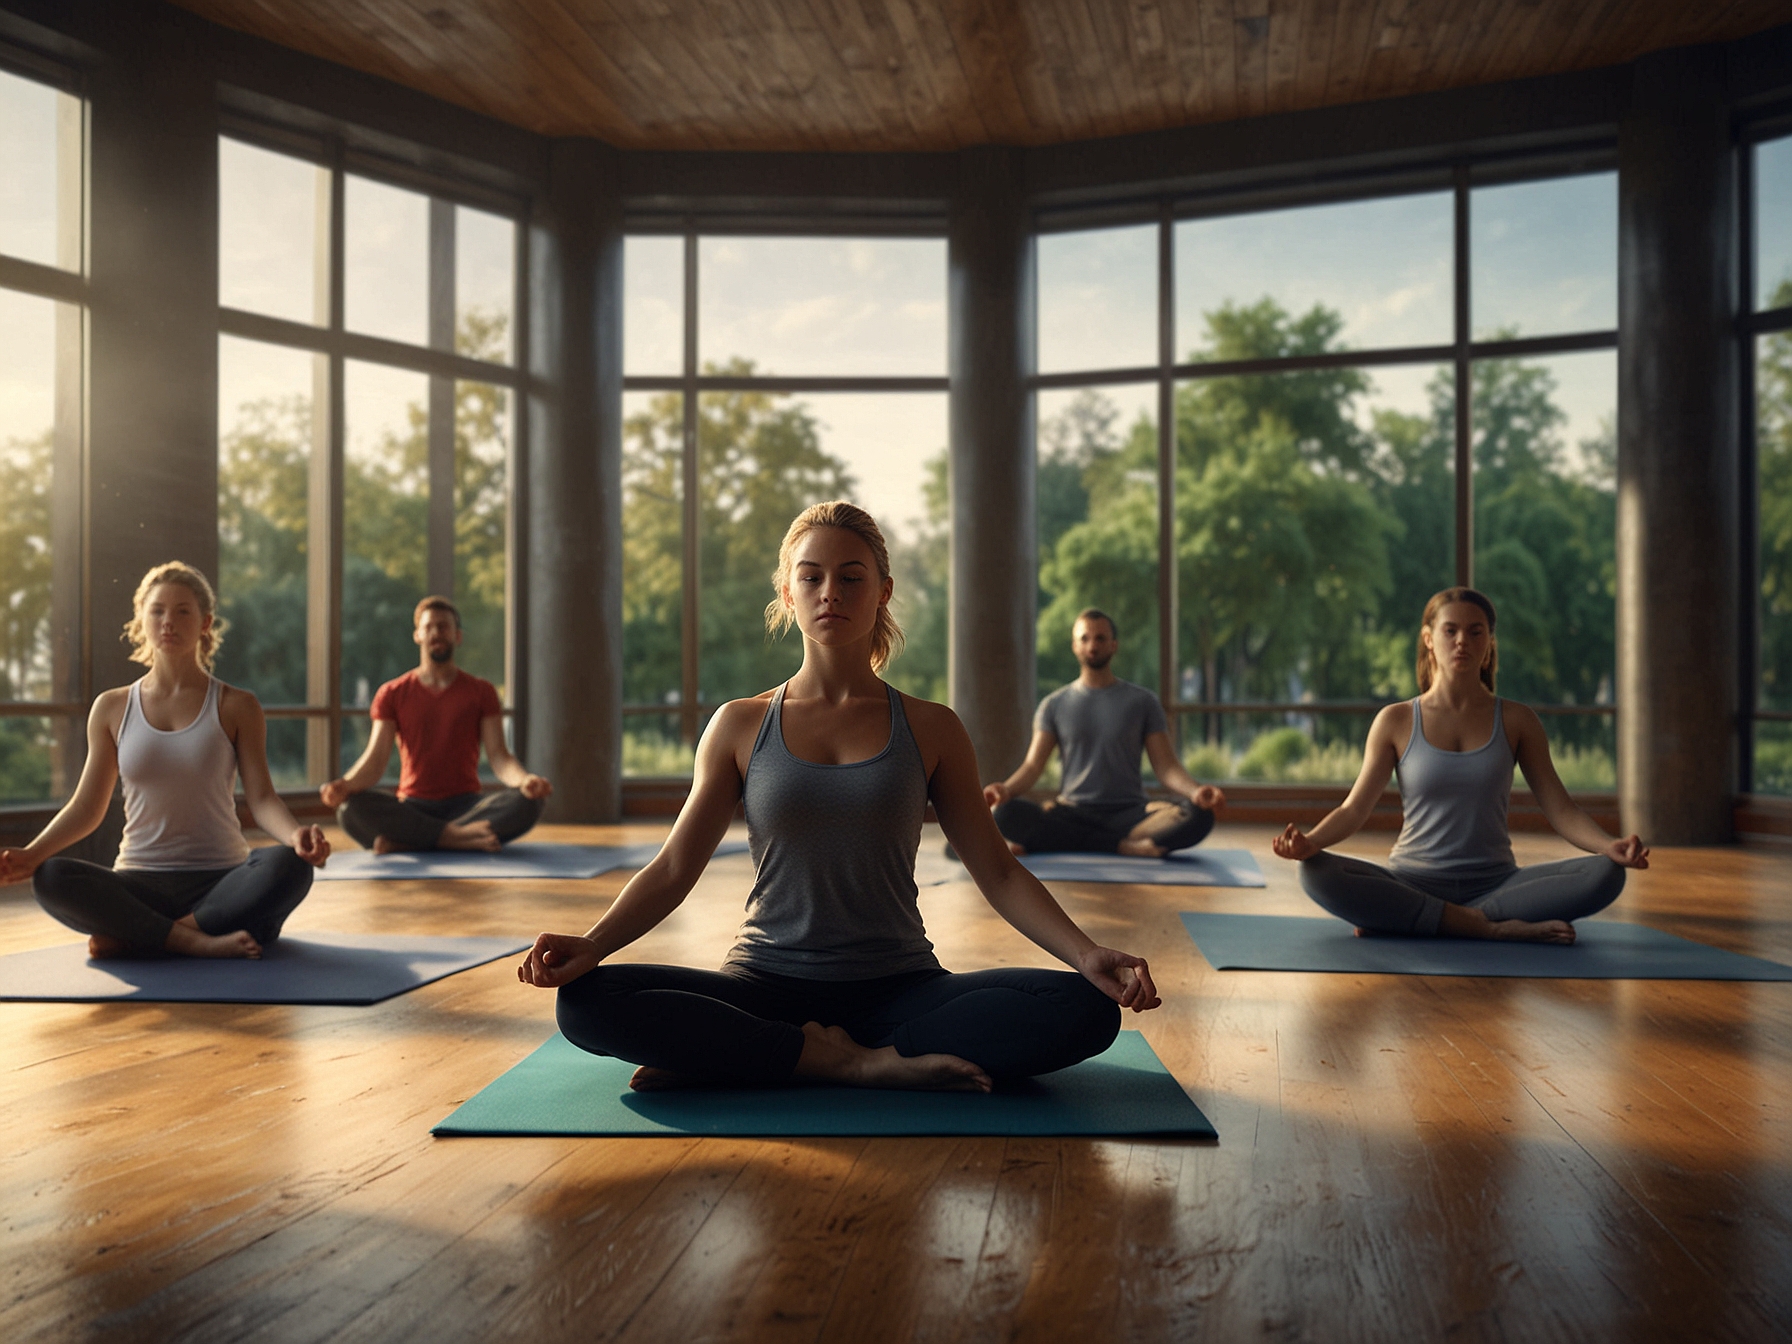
[370,669,502,800]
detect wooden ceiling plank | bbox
[1089,0,1184,138]
[580,0,768,150]
[1291,0,1340,119]
[760,0,896,150]
[529,0,731,148]
[936,0,1046,145]
[1264,0,1306,116]
[1319,0,1379,105]
[1191,0,1241,129]
[1020,1,1104,145]
[875,0,995,149]
[688,0,838,151]
[1058,0,1140,139]
[1233,0,1271,121]
[1154,0,1217,125]
[1005,2,1089,146]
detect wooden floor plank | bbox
[2,821,1790,1340]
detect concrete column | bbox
[76,12,220,861]
[1616,47,1738,844]
[948,147,1036,783]
[524,139,623,821]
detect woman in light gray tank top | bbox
[1271,588,1649,941]
[519,503,1163,1093]
[0,563,329,959]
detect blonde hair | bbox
[764,501,905,673]
[123,561,228,672]
[1416,586,1497,693]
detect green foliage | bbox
[0,430,53,703]
[1758,279,1792,744]
[1236,726,1311,779]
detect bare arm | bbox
[224,687,329,866]
[0,693,124,885]
[1271,704,1404,861]
[479,714,551,799]
[319,719,397,807]
[1143,731,1226,810]
[516,700,754,989]
[983,728,1059,808]
[926,703,1158,1012]
[1511,703,1649,867]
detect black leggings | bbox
[337,788,542,851]
[33,847,314,951]
[1299,851,1627,936]
[556,962,1122,1085]
[993,797,1214,855]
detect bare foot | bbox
[164,915,261,959]
[1117,836,1167,858]
[87,933,152,960]
[439,820,501,853]
[794,1022,991,1093]
[1485,917,1576,945]
[372,834,406,855]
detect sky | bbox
[5,55,1787,559]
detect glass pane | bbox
[343,362,429,708]
[455,380,509,698]
[219,138,324,325]
[1179,711,1377,785]
[216,336,315,707]
[1472,350,1616,712]
[783,393,948,702]
[1037,223,1156,375]
[341,714,402,787]
[0,70,64,267]
[0,288,56,704]
[456,206,514,363]
[1759,328,1792,774]
[624,712,696,778]
[1174,363,1452,715]
[1177,191,1453,360]
[1036,383,1160,699]
[625,235,683,376]
[696,386,854,705]
[698,236,946,377]
[261,717,310,792]
[1759,135,1792,313]
[0,714,77,804]
[623,390,683,710]
[1473,172,1617,339]
[345,175,429,347]
[1518,714,1616,794]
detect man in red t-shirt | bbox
[321,597,553,853]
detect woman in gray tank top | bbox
[519,503,1161,1093]
[1271,588,1649,942]
[0,563,328,959]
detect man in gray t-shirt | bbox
[982,609,1226,856]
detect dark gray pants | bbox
[993,796,1214,855]
[33,847,314,951]
[1299,851,1627,936]
[337,788,542,851]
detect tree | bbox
[0,430,53,801]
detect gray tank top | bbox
[116,677,251,872]
[1386,697,1517,880]
[725,683,939,980]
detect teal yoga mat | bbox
[1180,911,1792,980]
[0,933,530,1005]
[314,838,749,881]
[433,1029,1215,1138]
[1017,848,1265,887]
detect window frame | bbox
[216,117,530,785]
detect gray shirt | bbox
[1035,678,1168,809]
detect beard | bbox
[427,644,454,664]
[1080,651,1113,671]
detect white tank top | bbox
[115,677,251,871]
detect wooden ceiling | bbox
[167,0,1792,152]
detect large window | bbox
[1751,131,1792,795]
[217,133,522,788]
[622,232,948,776]
[1036,166,1618,790]
[0,65,83,806]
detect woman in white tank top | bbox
[0,563,329,959]
[1271,588,1649,943]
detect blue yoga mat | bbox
[1180,911,1792,980]
[1017,848,1265,887]
[0,933,529,1004]
[433,1029,1215,1138]
[313,838,748,881]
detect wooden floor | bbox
[3,822,1790,1342]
